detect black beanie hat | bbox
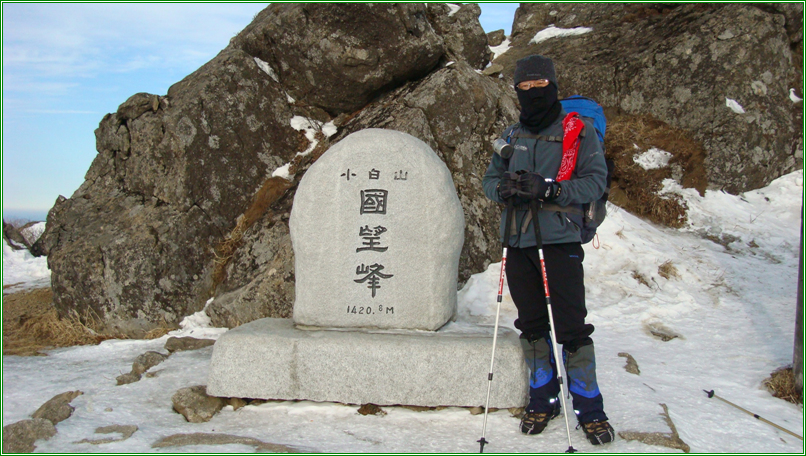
[513,55,557,87]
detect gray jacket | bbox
[482,110,607,247]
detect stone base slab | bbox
[207,318,528,408]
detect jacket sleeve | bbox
[553,120,607,206]
[482,152,506,204]
[482,126,516,204]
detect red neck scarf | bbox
[557,112,584,182]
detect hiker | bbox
[481,55,615,445]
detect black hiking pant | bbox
[506,242,594,347]
[508,242,606,423]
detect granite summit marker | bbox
[208,129,527,408]
[290,128,464,330]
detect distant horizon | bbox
[3,208,49,223]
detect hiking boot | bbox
[580,419,615,445]
[520,406,560,435]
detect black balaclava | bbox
[517,82,561,133]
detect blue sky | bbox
[2,3,519,221]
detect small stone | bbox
[357,403,385,416]
[228,398,248,411]
[618,352,641,375]
[482,63,504,76]
[164,337,216,353]
[73,425,138,445]
[31,391,83,425]
[116,372,142,386]
[172,385,226,423]
[3,419,57,453]
[132,351,168,375]
[508,407,525,418]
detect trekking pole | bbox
[703,390,803,440]
[478,199,515,453]
[531,200,577,454]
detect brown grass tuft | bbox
[605,111,706,228]
[144,325,176,340]
[764,367,803,405]
[632,270,652,288]
[211,131,330,290]
[658,260,679,280]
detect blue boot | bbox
[564,343,614,444]
[519,333,561,434]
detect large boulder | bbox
[36,3,459,336]
[426,3,491,69]
[209,60,519,327]
[231,3,445,115]
[496,3,803,193]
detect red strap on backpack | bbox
[557,112,584,182]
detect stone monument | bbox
[208,129,527,408]
[290,128,463,330]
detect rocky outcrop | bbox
[496,3,803,193]
[232,4,445,115]
[487,29,506,47]
[426,3,491,69]
[36,3,460,336]
[37,3,802,335]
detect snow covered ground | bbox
[2,170,803,453]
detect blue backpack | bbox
[559,96,613,245]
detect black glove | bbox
[517,172,561,201]
[497,171,520,200]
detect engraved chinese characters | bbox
[289,129,465,330]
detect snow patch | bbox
[446,3,460,16]
[790,88,802,103]
[725,97,745,114]
[489,38,511,61]
[633,147,673,170]
[272,163,292,180]
[531,25,592,45]
[254,57,279,83]
[273,117,338,181]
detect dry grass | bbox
[658,260,679,280]
[3,288,123,356]
[764,367,803,405]
[144,325,176,340]
[211,131,329,289]
[632,270,652,288]
[605,112,707,228]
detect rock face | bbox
[232,3,445,115]
[496,3,803,193]
[290,129,464,330]
[37,3,801,334]
[426,3,490,69]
